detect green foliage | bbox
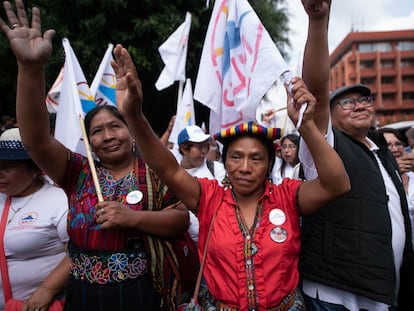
[0,0,290,133]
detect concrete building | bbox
[329,29,414,127]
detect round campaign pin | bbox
[269,208,286,226]
[126,190,143,204]
[270,227,288,243]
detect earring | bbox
[268,171,273,194]
[132,140,137,153]
[222,173,232,190]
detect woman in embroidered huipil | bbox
[108,44,351,311]
[0,1,189,310]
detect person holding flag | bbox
[0,1,190,310]
[108,37,351,310]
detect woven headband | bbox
[213,121,282,143]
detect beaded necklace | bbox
[231,189,264,310]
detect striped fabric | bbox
[213,121,282,143]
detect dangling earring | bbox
[132,140,137,153]
[268,171,273,194]
[222,173,232,190]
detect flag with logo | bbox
[194,0,290,134]
[54,38,96,155]
[90,43,116,107]
[155,12,192,91]
[45,66,64,113]
[169,78,196,143]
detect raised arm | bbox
[0,0,68,183]
[287,78,350,214]
[111,44,200,210]
[301,0,331,133]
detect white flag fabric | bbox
[55,38,96,155]
[194,0,290,134]
[169,78,196,144]
[90,43,116,107]
[45,66,64,113]
[155,12,192,91]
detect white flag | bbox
[45,66,64,113]
[55,38,96,155]
[194,0,290,134]
[90,43,116,107]
[155,12,192,91]
[169,78,196,144]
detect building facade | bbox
[329,29,414,127]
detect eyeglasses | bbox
[281,144,297,150]
[334,95,373,110]
[387,142,404,149]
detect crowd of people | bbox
[0,0,412,310]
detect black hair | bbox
[221,133,276,171]
[84,105,127,137]
[378,127,408,146]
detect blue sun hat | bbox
[0,127,30,160]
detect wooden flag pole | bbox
[177,80,184,108]
[79,115,104,202]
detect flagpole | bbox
[177,80,184,108]
[79,115,104,202]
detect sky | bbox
[283,0,414,72]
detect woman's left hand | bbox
[95,201,137,229]
[286,77,316,128]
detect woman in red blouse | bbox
[108,44,351,310]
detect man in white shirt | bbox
[299,1,414,310]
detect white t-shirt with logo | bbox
[0,182,69,307]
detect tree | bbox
[0,0,290,134]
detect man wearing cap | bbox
[177,125,226,183]
[298,1,414,310]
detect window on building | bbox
[382,93,396,101]
[381,60,394,68]
[402,75,414,84]
[401,58,414,67]
[381,76,395,84]
[403,92,414,100]
[397,41,414,51]
[361,77,376,85]
[359,42,393,52]
[360,60,375,68]
[359,43,373,53]
[375,42,392,52]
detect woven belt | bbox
[69,248,148,285]
[215,288,304,311]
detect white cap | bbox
[177,125,210,145]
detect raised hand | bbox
[286,77,316,128]
[111,44,143,118]
[0,0,55,66]
[301,0,331,19]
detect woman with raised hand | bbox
[109,42,350,310]
[0,1,190,310]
